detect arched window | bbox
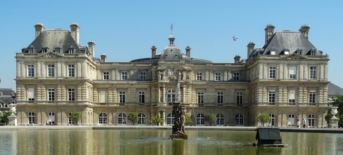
[269,113,276,127]
[235,114,243,126]
[118,113,127,125]
[47,112,55,125]
[167,89,176,104]
[68,113,73,125]
[166,113,174,125]
[28,112,36,124]
[216,113,224,126]
[138,113,146,125]
[308,114,315,127]
[99,113,107,124]
[196,113,205,125]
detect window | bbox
[269,113,275,127]
[217,91,223,105]
[268,90,276,105]
[68,48,74,54]
[287,114,296,126]
[27,64,35,77]
[119,91,126,104]
[99,91,106,103]
[47,112,55,125]
[236,91,243,106]
[27,87,35,102]
[167,113,174,125]
[103,72,110,80]
[28,112,36,124]
[138,113,146,125]
[216,113,224,126]
[68,64,75,77]
[197,91,204,105]
[48,88,55,101]
[160,73,164,80]
[308,114,315,127]
[309,90,316,105]
[196,113,205,125]
[196,72,203,80]
[118,113,127,125]
[48,64,55,77]
[288,90,296,105]
[167,89,176,104]
[138,91,145,104]
[235,114,243,125]
[310,66,317,79]
[233,72,240,80]
[68,88,75,101]
[269,66,276,79]
[121,71,128,80]
[214,72,222,81]
[99,113,107,124]
[289,66,296,79]
[139,71,146,81]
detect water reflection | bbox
[0,129,339,155]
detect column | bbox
[77,62,82,78]
[163,86,166,103]
[82,62,87,78]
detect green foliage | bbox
[151,115,163,125]
[332,96,343,127]
[128,112,138,125]
[325,109,333,125]
[205,114,216,126]
[185,115,193,125]
[256,113,270,127]
[0,112,12,125]
[71,112,81,125]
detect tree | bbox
[71,112,81,125]
[325,109,333,126]
[185,115,193,126]
[128,112,138,125]
[205,114,216,126]
[256,113,270,127]
[151,115,163,125]
[332,96,343,127]
[0,112,12,125]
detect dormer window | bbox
[42,48,48,53]
[68,48,75,54]
[28,48,34,54]
[54,48,61,53]
[307,49,316,56]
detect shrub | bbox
[128,112,138,125]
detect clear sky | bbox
[1,0,343,89]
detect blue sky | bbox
[1,0,343,89]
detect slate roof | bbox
[328,82,343,96]
[0,88,15,96]
[263,31,316,55]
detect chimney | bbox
[234,55,241,63]
[88,41,96,57]
[247,42,255,57]
[70,23,80,45]
[299,25,310,39]
[185,46,191,57]
[151,45,157,58]
[100,54,106,62]
[265,24,275,44]
[34,23,44,38]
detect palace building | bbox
[15,23,330,127]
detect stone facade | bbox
[15,23,330,127]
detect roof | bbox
[0,88,15,96]
[27,30,79,52]
[263,31,316,55]
[328,82,343,96]
[256,128,281,140]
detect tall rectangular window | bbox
[138,91,145,104]
[48,88,55,101]
[68,88,75,101]
[68,64,75,77]
[121,71,128,80]
[99,91,106,103]
[197,92,204,105]
[233,72,240,81]
[236,91,243,105]
[48,64,55,77]
[309,90,316,105]
[27,64,35,77]
[214,72,222,81]
[288,89,296,105]
[217,91,223,105]
[269,66,276,79]
[289,66,296,80]
[196,72,203,81]
[103,72,110,80]
[268,90,276,105]
[138,71,146,81]
[27,88,35,102]
[310,66,317,79]
[119,91,126,104]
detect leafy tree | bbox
[325,109,333,126]
[128,112,138,125]
[332,96,343,127]
[151,115,163,125]
[256,113,270,127]
[71,112,81,125]
[0,112,12,125]
[185,115,193,126]
[205,114,216,126]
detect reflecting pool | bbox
[0,129,342,155]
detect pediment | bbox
[38,52,63,58]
